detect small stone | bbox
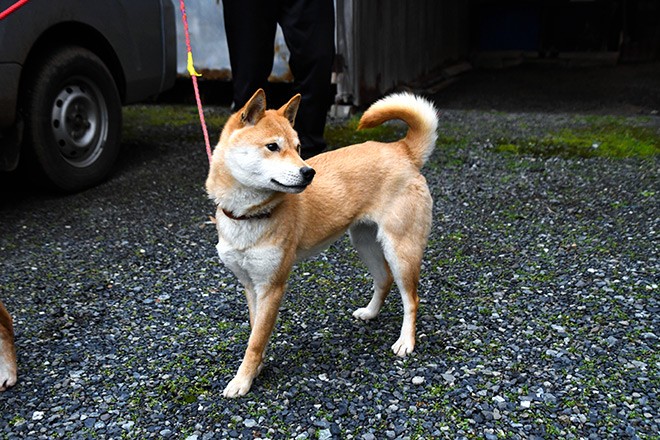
[412,376,425,385]
[318,429,332,440]
[243,418,257,428]
[551,324,567,334]
[32,411,45,421]
[543,393,557,404]
[313,419,329,429]
[441,372,455,384]
[631,360,647,370]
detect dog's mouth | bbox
[270,179,310,192]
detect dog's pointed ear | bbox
[278,94,301,125]
[240,89,267,126]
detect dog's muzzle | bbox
[270,166,316,192]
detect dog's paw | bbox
[352,307,378,321]
[0,357,17,392]
[391,337,415,357]
[222,375,253,398]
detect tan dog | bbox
[0,300,17,392]
[206,89,437,397]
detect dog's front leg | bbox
[223,283,285,398]
[244,286,257,328]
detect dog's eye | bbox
[265,143,280,152]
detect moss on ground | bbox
[122,105,229,143]
[123,105,229,129]
[122,106,658,161]
[493,117,659,158]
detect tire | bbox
[22,46,122,192]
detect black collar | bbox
[222,208,272,221]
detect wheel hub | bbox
[51,82,108,167]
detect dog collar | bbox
[222,208,272,221]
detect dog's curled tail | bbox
[358,92,438,168]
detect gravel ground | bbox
[0,64,658,439]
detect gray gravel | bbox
[1,64,659,439]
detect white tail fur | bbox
[358,93,438,168]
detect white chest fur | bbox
[215,216,283,290]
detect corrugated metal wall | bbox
[336,0,470,106]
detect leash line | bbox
[0,0,29,20]
[178,0,213,164]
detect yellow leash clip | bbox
[187,52,201,77]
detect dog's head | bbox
[211,89,315,195]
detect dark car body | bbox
[0,0,177,190]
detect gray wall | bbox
[336,0,470,105]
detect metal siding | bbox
[343,0,469,105]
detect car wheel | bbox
[22,46,122,191]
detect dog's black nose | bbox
[300,166,316,182]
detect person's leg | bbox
[278,0,335,158]
[222,0,278,108]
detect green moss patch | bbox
[494,119,660,159]
[122,105,229,143]
[124,105,229,128]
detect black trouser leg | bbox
[222,0,278,108]
[278,0,335,158]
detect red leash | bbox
[178,0,213,164]
[0,0,29,20]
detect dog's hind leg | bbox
[378,179,432,357]
[381,238,422,357]
[349,222,393,321]
[381,234,426,357]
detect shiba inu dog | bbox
[206,88,438,397]
[0,300,17,392]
